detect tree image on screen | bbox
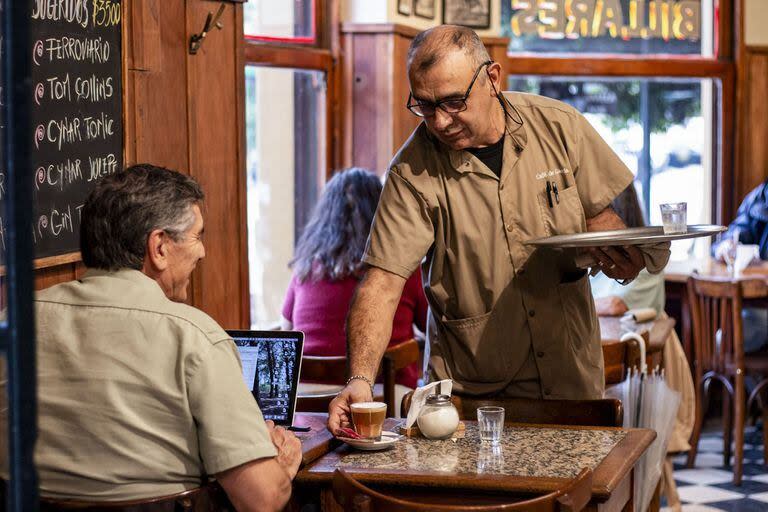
[256,340,296,420]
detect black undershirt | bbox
[467,135,505,177]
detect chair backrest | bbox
[686,276,747,374]
[381,339,421,415]
[331,468,593,512]
[401,394,623,428]
[603,331,648,386]
[1,482,233,511]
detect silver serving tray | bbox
[524,224,726,248]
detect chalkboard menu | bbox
[0,1,123,263]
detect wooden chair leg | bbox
[687,377,707,468]
[723,386,733,467]
[734,373,746,485]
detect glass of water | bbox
[477,406,504,446]
[659,202,687,234]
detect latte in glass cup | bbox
[350,401,387,439]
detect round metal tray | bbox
[523,224,726,248]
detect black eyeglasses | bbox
[406,61,493,118]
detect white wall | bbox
[342,0,502,36]
[745,0,768,46]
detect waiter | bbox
[329,25,667,433]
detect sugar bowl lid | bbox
[425,393,452,405]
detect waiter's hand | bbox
[588,245,644,280]
[327,379,373,436]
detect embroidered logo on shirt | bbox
[535,168,570,180]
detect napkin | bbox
[735,244,760,275]
[574,241,671,275]
[622,307,658,323]
[405,379,453,429]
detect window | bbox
[244,0,316,44]
[501,0,732,262]
[243,0,336,327]
[245,66,326,326]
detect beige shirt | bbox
[0,269,276,500]
[364,92,633,399]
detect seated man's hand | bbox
[266,420,302,480]
[595,296,629,316]
[588,245,644,280]
[327,379,373,436]
[714,238,736,263]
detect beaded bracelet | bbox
[346,375,375,396]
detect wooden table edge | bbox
[296,423,657,501]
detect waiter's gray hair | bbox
[407,25,491,75]
[80,164,204,271]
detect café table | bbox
[294,412,341,466]
[295,418,656,512]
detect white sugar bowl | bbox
[417,394,460,440]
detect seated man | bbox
[0,164,300,511]
[713,177,768,352]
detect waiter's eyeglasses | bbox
[406,61,493,118]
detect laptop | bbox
[227,330,304,427]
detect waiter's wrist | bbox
[346,375,375,397]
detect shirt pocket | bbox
[440,311,508,384]
[537,185,586,236]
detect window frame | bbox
[500,0,736,225]
[242,0,340,178]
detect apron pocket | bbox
[557,274,601,369]
[440,311,508,383]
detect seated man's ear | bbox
[144,229,170,273]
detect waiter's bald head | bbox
[407,25,491,77]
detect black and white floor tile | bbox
[662,427,768,511]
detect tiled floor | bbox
[663,427,768,511]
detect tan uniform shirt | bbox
[0,269,276,500]
[364,92,633,399]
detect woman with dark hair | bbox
[281,168,427,388]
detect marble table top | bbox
[336,423,626,479]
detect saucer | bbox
[338,431,401,451]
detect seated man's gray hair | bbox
[80,164,204,270]
[407,25,491,75]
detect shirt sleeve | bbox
[363,168,435,279]
[188,339,277,474]
[281,275,297,322]
[569,113,635,219]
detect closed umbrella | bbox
[605,332,681,512]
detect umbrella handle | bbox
[620,331,647,374]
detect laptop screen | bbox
[227,330,304,426]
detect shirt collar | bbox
[82,268,168,298]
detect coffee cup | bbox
[350,401,387,439]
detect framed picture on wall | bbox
[414,0,436,19]
[398,0,412,16]
[442,0,491,28]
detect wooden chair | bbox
[401,394,623,428]
[331,468,593,512]
[298,339,421,416]
[0,481,232,511]
[685,276,768,485]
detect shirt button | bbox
[517,268,525,276]
[536,351,544,358]
[528,310,535,317]
[506,224,513,232]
